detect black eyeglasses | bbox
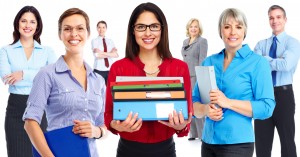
[133,23,162,32]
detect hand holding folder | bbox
[32,126,91,157]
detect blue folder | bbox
[113,100,188,120]
[32,125,91,157]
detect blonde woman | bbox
[181,18,207,141]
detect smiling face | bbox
[18,12,37,39]
[59,14,89,55]
[269,8,286,35]
[221,17,245,52]
[133,11,161,53]
[97,23,107,37]
[188,21,200,38]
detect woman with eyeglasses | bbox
[0,6,56,157]
[23,8,106,157]
[181,18,208,141]
[105,2,192,157]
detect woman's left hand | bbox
[158,111,192,131]
[72,120,99,138]
[210,89,232,109]
[3,71,23,85]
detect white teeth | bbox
[69,40,80,45]
[229,38,237,41]
[143,39,153,43]
[23,29,31,33]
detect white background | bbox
[0,0,299,156]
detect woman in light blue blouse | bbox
[23,8,106,157]
[192,8,275,157]
[0,6,56,157]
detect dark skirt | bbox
[5,93,47,157]
[117,137,176,157]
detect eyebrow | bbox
[20,18,36,21]
[134,23,160,25]
[62,24,85,27]
[224,23,243,26]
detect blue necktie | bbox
[269,36,277,86]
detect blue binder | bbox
[32,125,91,157]
[113,100,188,120]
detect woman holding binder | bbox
[192,8,275,157]
[23,8,106,157]
[181,18,208,141]
[105,2,193,157]
[0,6,56,157]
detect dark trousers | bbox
[255,84,297,157]
[94,69,109,85]
[201,142,254,157]
[117,137,176,157]
[5,93,47,157]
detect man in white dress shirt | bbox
[91,20,118,84]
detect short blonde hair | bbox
[186,18,203,37]
[218,8,247,39]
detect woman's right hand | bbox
[3,71,23,85]
[110,112,142,132]
[207,104,224,121]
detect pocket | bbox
[89,89,102,105]
[88,89,104,119]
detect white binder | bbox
[195,66,218,104]
[116,76,184,83]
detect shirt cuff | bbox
[264,56,272,62]
[175,124,189,137]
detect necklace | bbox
[143,58,162,75]
[144,68,160,75]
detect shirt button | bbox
[65,89,69,92]
[85,98,88,101]
[84,109,88,111]
[82,118,86,121]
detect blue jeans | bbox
[201,142,254,157]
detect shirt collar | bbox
[12,40,43,49]
[98,36,105,40]
[184,36,199,46]
[55,55,95,77]
[219,44,251,59]
[272,31,286,44]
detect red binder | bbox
[110,79,180,87]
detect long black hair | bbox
[11,6,43,45]
[125,2,172,60]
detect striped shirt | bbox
[0,40,57,94]
[23,56,106,157]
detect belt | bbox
[274,84,293,91]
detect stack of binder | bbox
[111,78,188,120]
